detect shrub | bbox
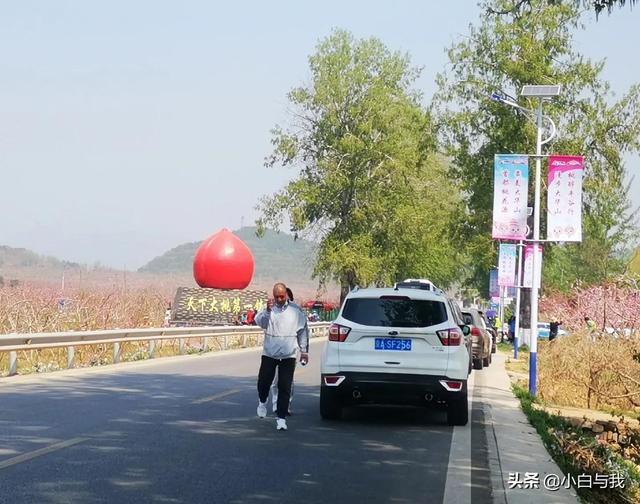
[538,332,640,412]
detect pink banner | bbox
[523,244,543,289]
[547,155,583,242]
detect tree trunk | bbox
[339,270,357,305]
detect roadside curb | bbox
[482,352,579,503]
[485,402,508,504]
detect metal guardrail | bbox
[0,322,331,377]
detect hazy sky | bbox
[2,1,638,269]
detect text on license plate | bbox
[374,338,412,351]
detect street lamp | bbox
[493,84,561,396]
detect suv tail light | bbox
[323,375,345,386]
[439,380,463,391]
[328,323,351,342]
[436,327,463,346]
[470,326,481,340]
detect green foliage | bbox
[499,0,637,17]
[628,248,640,275]
[434,0,640,294]
[257,29,461,299]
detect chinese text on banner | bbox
[492,155,529,240]
[498,244,517,286]
[523,245,543,289]
[547,155,583,242]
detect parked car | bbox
[479,310,497,353]
[538,322,567,339]
[461,309,492,370]
[320,286,471,425]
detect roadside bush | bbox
[514,384,640,504]
[538,331,640,412]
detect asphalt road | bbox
[0,339,494,504]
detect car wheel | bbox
[473,358,483,370]
[320,387,342,420]
[447,391,469,426]
[483,354,491,367]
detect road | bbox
[0,338,494,504]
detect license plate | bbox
[374,338,412,351]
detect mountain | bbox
[0,245,80,270]
[138,227,318,283]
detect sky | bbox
[1,1,639,270]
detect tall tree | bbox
[257,30,460,301]
[497,0,637,16]
[434,0,640,294]
[579,0,636,14]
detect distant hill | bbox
[0,245,80,270]
[138,227,318,283]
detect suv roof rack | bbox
[394,279,437,291]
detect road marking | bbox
[0,437,90,470]
[191,388,244,404]
[442,370,475,504]
[190,357,316,405]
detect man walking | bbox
[270,287,299,415]
[255,283,309,430]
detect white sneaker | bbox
[276,418,287,431]
[257,401,267,418]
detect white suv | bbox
[320,287,471,425]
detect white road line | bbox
[442,370,475,504]
[0,437,90,470]
[190,363,314,405]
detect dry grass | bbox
[505,354,530,376]
[538,331,640,414]
[0,285,169,334]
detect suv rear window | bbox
[461,312,474,325]
[342,297,447,327]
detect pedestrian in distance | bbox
[584,316,597,342]
[549,320,563,341]
[244,308,256,325]
[584,316,596,331]
[255,282,309,431]
[269,287,299,415]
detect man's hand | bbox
[266,299,273,311]
[300,352,309,366]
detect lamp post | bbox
[492,85,560,396]
[513,240,523,360]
